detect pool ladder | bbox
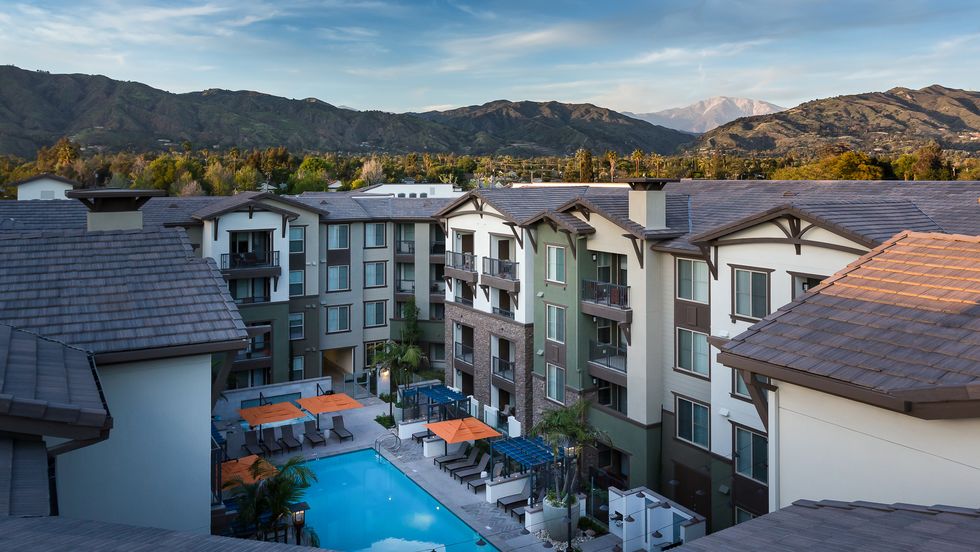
[374,432,401,454]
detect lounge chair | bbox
[331,415,353,442]
[466,463,503,493]
[453,453,490,482]
[447,451,486,476]
[412,429,430,443]
[511,487,545,521]
[242,429,264,456]
[304,420,326,447]
[261,427,282,455]
[441,448,479,472]
[497,481,530,513]
[278,424,303,452]
[433,445,470,468]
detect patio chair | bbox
[331,415,353,442]
[412,429,431,443]
[278,424,303,452]
[467,463,503,493]
[433,445,470,468]
[454,453,491,483]
[447,451,485,476]
[261,427,283,455]
[242,429,264,456]
[511,486,545,522]
[496,480,530,513]
[304,420,326,447]
[440,448,478,472]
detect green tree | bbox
[911,141,952,180]
[224,456,317,542]
[376,338,424,418]
[574,149,593,182]
[234,165,262,192]
[531,400,605,508]
[205,160,235,195]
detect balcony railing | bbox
[236,342,272,361]
[582,280,630,309]
[397,279,416,293]
[454,342,474,365]
[431,241,446,255]
[483,257,519,280]
[589,340,627,372]
[396,240,415,254]
[233,295,271,305]
[492,306,514,319]
[430,281,446,294]
[492,356,514,381]
[221,250,280,270]
[454,295,474,307]
[446,251,477,271]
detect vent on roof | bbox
[66,189,166,231]
[783,191,799,197]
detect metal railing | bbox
[221,250,280,270]
[396,279,416,293]
[233,295,270,305]
[454,342,474,364]
[396,240,415,254]
[454,295,474,307]
[446,251,477,271]
[236,342,271,361]
[430,281,446,294]
[430,242,446,255]
[492,306,514,319]
[492,356,514,381]
[589,340,627,372]
[581,279,630,309]
[483,257,519,280]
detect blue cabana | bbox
[400,384,471,423]
[489,436,565,480]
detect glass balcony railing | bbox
[430,242,446,255]
[492,306,514,319]
[236,342,272,361]
[454,342,474,364]
[492,356,514,381]
[446,251,477,271]
[454,295,474,307]
[589,340,627,372]
[396,240,415,254]
[483,257,519,280]
[221,250,280,270]
[582,279,630,309]
[397,279,416,293]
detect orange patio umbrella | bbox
[221,454,276,488]
[297,393,364,429]
[425,417,501,455]
[238,402,305,428]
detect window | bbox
[677,258,709,303]
[328,224,349,249]
[546,363,565,403]
[365,341,385,368]
[327,265,350,291]
[365,222,386,248]
[596,378,627,414]
[364,261,386,287]
[289,270,304,296]
[546,304,565,343]
[735,508,756,525]
[734,371,750,397]
[596,252,612,283]
[230,277,270,304]
[364,301,386,327]
[546,245,566,283]
[430,303,445,321]
[735,427,768,484]
[290,356,305,381]
[677,328,709,377]
[288,312,304,340]
[430,343,445,362]
[676,397,709,449]
[326,305,350,333]
[289,226,305,253]
[792,273,826,300]
[734,268,769,319]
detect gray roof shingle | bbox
[294,193,454,221]
[0,437,50,517]
[677,499,980,552]
[0,228,248,357]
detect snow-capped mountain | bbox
[627,97,786,133]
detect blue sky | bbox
[2,0,979,113]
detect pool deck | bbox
[222,396,548,551]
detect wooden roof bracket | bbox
[620,322,632,346]
[526,227,538,253]
[248,205,254,219]
[508,291,519,306]
[623,234,643,269]
[480,284,490,301]
[562,229,577,258]
[470,197,484,218]
[272,275,279,293]
[213,216,220,241]
[444,276,453,293]
[742,369,772,430]
[504,222,524,248]
[579,205,591,221]
[698,243,718,280]
[282,215,288,238]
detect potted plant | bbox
[531,399,604,543]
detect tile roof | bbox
[0,325,109,434]
[720,232,980,418]
[0,516,321,550]
[0,437,49,517]
[293,192,453,221]
[190,191,330,221]
[10,173,79,187]
[0,228,248,359]
[676,499,980,552]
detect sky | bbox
[1,0,979,113]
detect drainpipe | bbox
[768,386,779,512]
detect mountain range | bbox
[0,66,690,158]
[626,97,785,133]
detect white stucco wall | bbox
[770,382,980,510]
[361,183,463,198]
[56,354,213,532]
[16,178,73,200]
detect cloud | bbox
[449,1,496,20]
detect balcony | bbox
[233,295,271,305]
[492,306,514,319]
[395,240,415,261]
[589,340,627,373]
[492,356,514,382]
[220,250,281,278]
[580,280,632,323]
[454,342,474,366]
[430,241,446,255]
[396,279,416,296]
[445,251,478,283]
[453,294,474,307]
[481,257,521,293]
[233,341,272,370]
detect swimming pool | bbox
[303,449,498,552]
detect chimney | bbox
[66,189,167,231]
[622,178,677,231]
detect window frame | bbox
[675,327,710,379]
[546,363,565,404]
[290,356,305,381]
[288,226,305,254]
[288,312,305,340]
[546,304,566,344]
[364,340,386,369]
[326,264,350,292]
[364,300,387,328]
[730,265,773,322]
[675,395,710,450]
[289,270,305,297]
[364,222,387,249]
[326,305,351,334]
[734,425,769,485]
[327,224,350,250]
[546,244,566,284]
[676,257,709,304]
[363,260,387,288]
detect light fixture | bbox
[634,492,645,498]
[652,531,663,538]
[661,502,671,509]
[624,515,635,522]
[599,504,609,512]
[668,479,679,487]
[290,501,309,544]
[476,538,487,546]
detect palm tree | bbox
[376,340,425,418]
[531,399,605,507]
[224,456,317,542]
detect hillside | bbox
[695,85,980,156]
[0,66,693,157]
[417,100,693,156]
[626,97,784,133]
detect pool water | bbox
[303,449,498,552]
